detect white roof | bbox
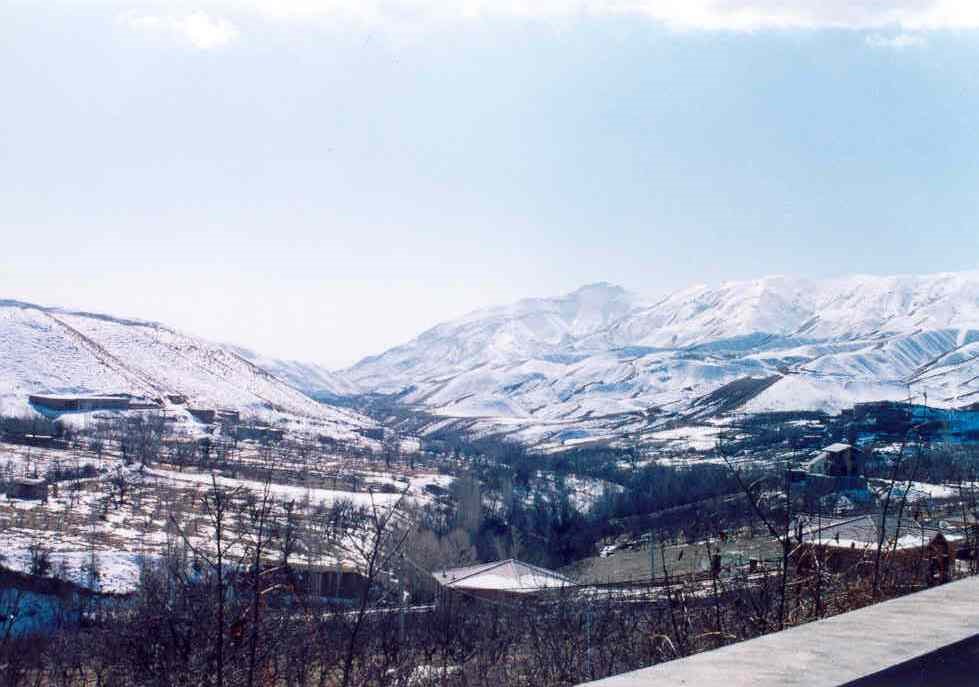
[821,443,854,454]
[432,559,572,593]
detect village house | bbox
[789,443,873,506]
[236,425,285,442]
[291,562,369,602]
[358,427,386,441]
[127,397,163,410]
[29,394,130,414]
[795,514,966,584]
[1,432,69,449]
[3,477,49,501]
[187,408,216,424]
[805,443,865,477]
[216,409,240,424]
[432,559,573,601]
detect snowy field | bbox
[0,438,453,595]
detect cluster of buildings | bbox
[291,558,572,605]
[29,392,174,415]
[784,436,976,584]
[845,401,979,444]
[26,393,286,444]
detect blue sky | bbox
[3,1,979,367]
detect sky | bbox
[3,1,979,368]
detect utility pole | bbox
[399,552,406,644]
[585,601,593,679]
[649,529,658,582]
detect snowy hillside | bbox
[0,300,371,439]
[341,273,979,447]
[347,283,641,393]
[229,346,361,399]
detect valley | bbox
[4,273,979,685]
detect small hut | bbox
[5,477,48,502]
[806,443,865,477]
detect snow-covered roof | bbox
[804,454,829,468]
[821,443,855,454]
[432,559,572,593]
[800,514,965,550]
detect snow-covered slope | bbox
[229,346,361,399]
[0,300,370,439]
[346,283,641,392]
[342,273,979,447]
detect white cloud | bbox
[114,1,979,35]
[124,11,240,49]
[201,0,979,30]
[865,32,927,48]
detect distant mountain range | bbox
[0,299,370,441]
[337,272,979,448]
[5,271,979,450]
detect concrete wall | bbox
[579,576,979,687]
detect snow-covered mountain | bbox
[347,283,641,394]
[342,273,979,448]
[7,272,978,450]
[0,299,371,440]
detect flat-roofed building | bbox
[187,408,216,424]
[29,394,130,414]
[4,477,48,501]
[216,409,240,424]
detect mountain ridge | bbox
[6,271,979,450]
[337,271,979,448]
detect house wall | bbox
[188,408,216,423]
[443,587,561,603]
[298,569,368,601]
[28,395,130,413]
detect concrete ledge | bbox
[581,576,979,687]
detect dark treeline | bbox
[0,413,74,441]
[0,566,853,687]
[414,433,751,570]
[863,443,979,484]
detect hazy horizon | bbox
[8,267,979,372]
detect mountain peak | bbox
[569,282,627,296]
